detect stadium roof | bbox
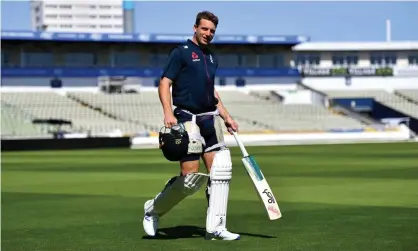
[292,41,418,51]
[1,30,310,45]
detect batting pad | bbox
[206,148,232,233]
[145,172,209,217]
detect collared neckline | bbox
[187,39,209,53]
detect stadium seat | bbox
[1,92,149,136]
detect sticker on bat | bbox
[262,189,276,204]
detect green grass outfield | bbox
[2,142,418,251]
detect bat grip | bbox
[231,131,249,157]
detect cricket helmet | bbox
[158,124,189,161]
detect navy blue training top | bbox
[161,39,219,114]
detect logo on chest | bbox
[191,52,200,62]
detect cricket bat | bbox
[231,131,282,220]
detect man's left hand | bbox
[224,116,238,134]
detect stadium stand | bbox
[216,90,366,131]
[64,89,366,134]
[1,92,149,136]
[1,103,48,138]
[67,91,276,133]
[396,89,418,103]
[67,91,165,132]
[323,89,418,119]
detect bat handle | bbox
[231,131,249,157]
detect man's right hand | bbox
[164,112,178,128]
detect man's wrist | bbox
[223,114,232,121]
[163,107,173,115]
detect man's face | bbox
[194,19,216,46]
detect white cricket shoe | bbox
[143,200,159,236]
[205,228,240,241]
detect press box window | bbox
[408,54,418,65]
[370,53,397,66]
[241,54,257,67]
[332,54,358,66]
[1,51,8,65]
[258,54,285,68]
[217,54,239,68]
[295,54,320,66]
[151,54,169,68]
[114,51,140,67]
[24,52,54,67]
[65,53,96,67]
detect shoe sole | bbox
[205,234,240,241]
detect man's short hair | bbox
[195,11,219,27]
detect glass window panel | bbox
[347,55,358,65]
[241,54,257,67]
[1,51,6,65]
[114,52,140,67]
[218,54,239,68]
[370,54,382,65]
[25,52,54,67]
[65,52,95,67]
[295,54,306,66]
[332,55,344,66]
[276,54,284,67]
[258,54,275,68]
[150,53,169,68]
[408,55,418,65]
[310,55,320,65]
[384,54,397,65]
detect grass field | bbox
[2,142,418,251]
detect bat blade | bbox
[241,155,282,220]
